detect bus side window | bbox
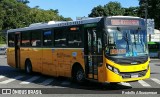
[21,31,31,47]
[31,30,42,47]
[8,33,15,47]
[54,28,66,47]
[43,30,52,46]
[68,33,82,47]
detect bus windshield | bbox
[105,28,148,58]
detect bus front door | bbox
[15,33,20,69]
[85,28,103,80]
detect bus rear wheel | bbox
[25,60,32,74]
[73,67,85,83]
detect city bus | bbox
[148,42,160,58]
[7,16,150,83]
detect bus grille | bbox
[120,70,147,79]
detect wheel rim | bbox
[76,71,83,81]
[26,64,31,73]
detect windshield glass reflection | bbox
[105,28,148,58]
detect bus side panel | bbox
[97,54,107,82]
[42,48,56,76]
[7,48,16,68]
[63,49,85,77]
[52,49,58,77]
[20,48,27,70]
[55,49,65,77]
[21,48,32,70]
[29,48,42,72]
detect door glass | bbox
[87,29,93,74]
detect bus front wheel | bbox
[25,60,32,74]
[73,67,85,83]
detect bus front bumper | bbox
[105,66,150,83]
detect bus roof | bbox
[7,16,143,33]
[108,16,142,19]
[7,17,102,33]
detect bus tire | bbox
[25,60,32,74]
[73,67,85,83]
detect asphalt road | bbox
[0,55,160,97]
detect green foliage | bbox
[88,5,107,17]
[104,1,125,16]
[0,31,6,44]
[0,0,72,30]
[0,0,72,44]
[0,0,31,29]
[88,1,141,18]
[139,0,160,29]
[123,7,140,16]
[89,1,125,17]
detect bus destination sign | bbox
[111,19,139,26]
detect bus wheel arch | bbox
[71,62,85,83]
[25,59,32,74]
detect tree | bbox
[104,1,125,16]
[0,0,72,30]
[0,0,31,29]
[88,5,107,17]
[139,0,160,29]
[123,7,140,16]
[88,1,125,17]
[0,0,72,44]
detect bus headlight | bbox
[113,68,119,74]
[106,64,120,74]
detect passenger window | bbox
[54,29,66,47]
[31,30,42,47]
[67,26,82,48]
[43,30,52,46]
[21,32,31,47]
[68,32,82,47]
[8,33,15,47]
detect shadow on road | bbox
[0,65,132,91]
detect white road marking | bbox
[40,78,54,85]
[138,80,151,87]
[20,76,40,84]
[52,86,66,88]
[121,82,131,86]
[151,78,160,85]
[0,76,23,84]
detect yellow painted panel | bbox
[106,58,149,72]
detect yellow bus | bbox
[7,16,150,83]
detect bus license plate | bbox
[131,74,138,78]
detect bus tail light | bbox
[106,64,120,74]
